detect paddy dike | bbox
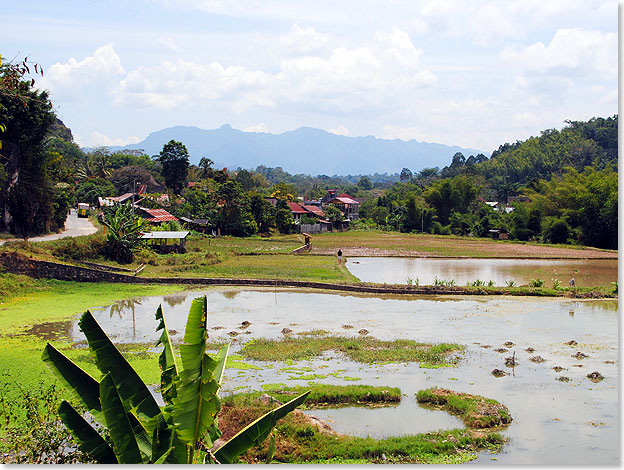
[0,252,613,298]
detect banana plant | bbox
[42,296,309,464]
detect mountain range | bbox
[115,124,484,175]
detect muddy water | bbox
[345,257,618,287]
[76,289,618,465]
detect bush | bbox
[49,232,107,261]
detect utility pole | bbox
[421,208,424,233]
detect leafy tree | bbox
[357,176,373,190]
[0,59,56,236]
[177,186,218,224]
[249,192,274,233]
[543,218,570,245]
[51,183,74,232]
[323,204,343,229]
[275,199,296,234]
[234,169,255,191]
[76,178,115,205]
[155,140,189,194]
[399,168,412,182]
[369,205,388,228]
[101,202,147,263]
[403,196,419,232]
[270,182,296,202]
[217,180,257,236]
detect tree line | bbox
[0,56,617,250]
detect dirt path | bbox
[0,209,98,246]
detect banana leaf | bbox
[172,352,221,444]
[213,391,310,464]
[79,311,162,432]
[42,343,103,423]
[155,304,178,405]
[99,373,143,464]
[178,297,207,373]
[213,343,231,389]
[57,400,116,464]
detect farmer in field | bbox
[337,249,343,265]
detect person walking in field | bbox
[337,249,342,265]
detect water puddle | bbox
[345,257,617,287]
[63,287,617,465]
[304,400,464,439]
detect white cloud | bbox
[328,125,349,136]
[502,28,617,77]
[113,28,436,115]
[243,123,268,133]
[41,44,124,101]
[158,35,181,52]
[278,23,330,55]
[77,131,141,147]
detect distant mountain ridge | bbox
[113,124,483,175]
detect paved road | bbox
[0,209,98,245]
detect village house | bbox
[323,192,360,221]
[137,207,178,225]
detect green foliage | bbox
[155,140,189,194]
[101,202,147,263]
[275,199,296,234]
[323,204,343,228]
[41,296,308,464]
[529,278,544,287]
[0,375,92,463]
[0,65,57,236]
[76,178,115,205]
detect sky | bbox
[2,0,618,154]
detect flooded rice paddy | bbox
[345,257,618,287]
[78,288,618,465]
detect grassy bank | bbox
[241,334,463,366]
[218,386,507,464]
[417,388,512,428]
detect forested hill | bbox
[440,115,618,186]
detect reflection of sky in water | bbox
[77,289,618,464]
[345,257,617,287]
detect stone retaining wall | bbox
[0,251,563,297]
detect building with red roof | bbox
[137,207,179,224]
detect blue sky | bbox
[2,0,618,154]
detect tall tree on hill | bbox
[0,56,57,236]
[155,140,189,194]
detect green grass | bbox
[416,388,512,428]
[219,393,504,464]
[0,280,185,439]
[241,334,463,365]
[229,383,401,407]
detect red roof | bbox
[287,202,308,214]
[303,205,324,215]
[329,197,359,205]
[141,208,178,222]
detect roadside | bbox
[0,209,98,246]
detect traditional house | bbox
[137,207,178,224]
[287,202,309,223]
[324,193,360,220]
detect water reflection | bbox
[346,257,618,287]
[75,288,618,464]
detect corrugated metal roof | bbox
[141,231,190,239]
[329,197,359,205]
[287,202,308,213]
